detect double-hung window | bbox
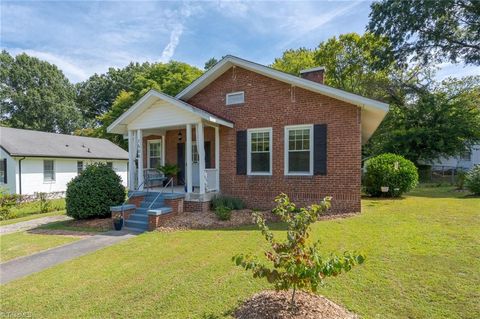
[247,128,272,175]
[43,160,55,182]
[0,159,6,183]
[77,161,83,175]
[284,125,313,175]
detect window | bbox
[247,128,272,175]
[0,158,6,183]
[285,125,313,175]
[460,149,472,161]
[77,161,83,175]
[226,91,245,105]
[43,160,55,182]
[192,143,199,163]
[147,140,162,168]
[106,162,113,169]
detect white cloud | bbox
[160,25,184,62]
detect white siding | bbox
[433,144,480,170]
[17,158,128,195]
[127,101,200,130]
[0,148,16,194]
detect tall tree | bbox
[204,57,218,70]
[75,62,151,122]
[271,48,317,75]
[368,0,480,65]
[366,76,480,164]
[0,51,81,133]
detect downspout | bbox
[18,157,25,195]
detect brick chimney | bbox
[299,66,325,84]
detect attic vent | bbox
[226,91,245,105]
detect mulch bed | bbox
[65,218,113,231]
[159,210,359,231]
[234,290,358,319]
[28,229,95,237]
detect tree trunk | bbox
[290,285,297,308]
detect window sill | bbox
[247,173,272,177]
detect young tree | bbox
[233,194,365,306]
[0,51,82,133]
[368,0,480,65]
[204,57,218,70]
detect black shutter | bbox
[314,124,327,175]
[236,130,247,175]
[3,158,6,183]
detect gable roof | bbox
[176,55,389,142]
[107,89,234,134]
[0,126,128,160]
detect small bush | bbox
[66,163,126,220]
[455,170,467,190]
[211,195,245,210]
[214,205,232,221]
[37,192,51,214]
[465,165,480,195]
[364,153,419,197]
[0,188,18,221]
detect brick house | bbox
[108,55,388,216]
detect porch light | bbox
[178,131,182,141]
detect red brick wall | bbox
[300,70,324,84]
[187,67,361,213]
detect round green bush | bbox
[364,153,418,197]
[66,163,126,219]
[465,165,480,195]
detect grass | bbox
[0,198,66,226]
[0,187,479,318]
[0,231,80,262]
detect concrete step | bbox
[128,213,149,222]
[140,201,164,208]
[124,219,148,230]
[124,226,147,233]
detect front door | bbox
[177,142,212,188]
[177,143,185,184]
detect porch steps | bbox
[124,192,171,232]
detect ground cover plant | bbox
[0,186,478,318]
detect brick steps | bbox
[124,192,171,232]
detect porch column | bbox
[128,130,136,190]
[215,126,220,191]
[196,122,206,195]
[137,129,144,190]
[186,124,193,193]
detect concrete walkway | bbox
[0,215,72,235]
[0,230,137,284]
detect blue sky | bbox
[1,0,478,83]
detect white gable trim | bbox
[107,90,234,134]
[177,55,388,112]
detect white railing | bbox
[205,169,218,192]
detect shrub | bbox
[233,193,365,306]
[364,153,418,197]
[66,163,126,220]
[214,205,232,221]
[37,192,51,214]
[211,195,245,210]
[455,170,467,190]
[465,165,480,195]
[0,188,18,221]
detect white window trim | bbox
[247,127,272,176]
[226,91,245,105]
[43,159,56,183]
[284,124,314,176]
[147,139,163,168]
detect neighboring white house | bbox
[0,127,128,195]
[431,144,480,170]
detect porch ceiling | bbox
[107,89,234,135]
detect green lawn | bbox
[0,231,80,262]
[0,198,66,226]
[1,187,478,318]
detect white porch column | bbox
[128,130,136,190]
[196,122,206,195]
[137,129,144,190]
[215,126,220,191]
[186,124,193,193]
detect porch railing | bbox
[205,168,218,192]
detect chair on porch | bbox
[143,168,167,188]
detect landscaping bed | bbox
[37,218,112,233]
[234,290,357,319]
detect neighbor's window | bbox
[460,149,472,161]
[248,128,272,175]
[285,125,313,175]
[226,91,245,105]
[77,161,83,175]
[106,162,113,169]
[0,159,6,183]
[43,160,55,182]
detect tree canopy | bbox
[368,0,480,65]
[0,50,82,133]
[271,48,316,75]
